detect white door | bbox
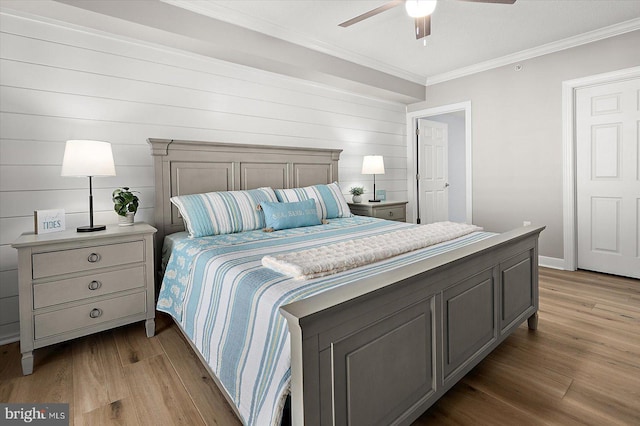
[576,77,640,279]
[418,119,448,224]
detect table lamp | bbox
[361,155,385,202]
[61,140,116,232]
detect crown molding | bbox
[426,18,640,86]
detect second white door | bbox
[419,119,448,224]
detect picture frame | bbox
[34,209,66,234]
[375,189,386,201]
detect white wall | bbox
[0,11,407,343]
[409,30,640,261]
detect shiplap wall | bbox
[0,11,407,343]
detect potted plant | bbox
[112,187,139,226]
[349,186,364,203]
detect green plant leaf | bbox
[112,187,139,216]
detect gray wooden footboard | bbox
[280,225,545,426]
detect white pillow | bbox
[274,182,351,220]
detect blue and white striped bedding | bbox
[156,216,495,425]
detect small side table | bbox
[348,200,408,222]
[12,223,157,375]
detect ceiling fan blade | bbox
[457,0,516,4]
[415,15,431,39]
[339,0,404,27]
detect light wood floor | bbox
[1,268,638,425]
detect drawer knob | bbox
[389,211,394,217]
[89,308,103,319]
[88,280,102,291]
[87,253,101,263]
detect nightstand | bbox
[11,223,157,375]
[348,200,408,222]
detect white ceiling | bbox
[164,0,640,84]
[3,0,638,103]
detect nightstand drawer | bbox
[32,240,144,279]
[34,291,146,340]
[33,266,145,309]
[373,206,405,221]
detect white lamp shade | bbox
[405,0,437,18]
[61,140,116,177]
[361,155,385,175]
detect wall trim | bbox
[427,18,640,86]
[561,66,640,271]
[0,332,19,346]
[406,101,473,224]
[539,256,565,271]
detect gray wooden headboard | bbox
[148,138,342,248]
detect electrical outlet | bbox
[523,221,531,227]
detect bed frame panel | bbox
[148,138,544,426]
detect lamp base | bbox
[368,199,381,203]
[77,225,106,232]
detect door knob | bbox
[444,182,450,188]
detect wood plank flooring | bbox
[1,268,638,425]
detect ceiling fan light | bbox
[405,0,437,18]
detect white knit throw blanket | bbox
[261,221,482,280]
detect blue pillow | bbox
[261,199,321,231]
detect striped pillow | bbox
[171,187,278,237]
[274,182,352,220]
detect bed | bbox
[149,138,545,426]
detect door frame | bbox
[561,66,640,271]
[406,101,473,224]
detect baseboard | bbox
[539,256,565,270]
[0,332,19,346]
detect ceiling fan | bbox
[339,0,517,41]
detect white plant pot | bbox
[352,195,362,203]
[118,212,135,226]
